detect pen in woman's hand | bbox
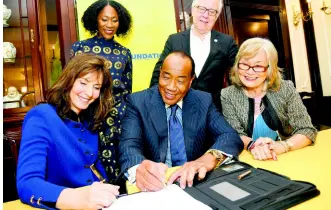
[90,164,127,200]
[90,163,106,183]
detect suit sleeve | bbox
[16,109,66,209]
[207,99,244,158]
[119,95,146,173]
[149,35,173,87]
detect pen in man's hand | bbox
[155,177,167,189]
[161,179,167,188]
[116,193,128,199]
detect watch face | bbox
[216,153,223,160]
[210,150,223,159]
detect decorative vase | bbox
[3,4,12,27]
[3,42,16,63]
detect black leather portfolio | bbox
[184,161,320,210]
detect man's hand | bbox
[136,160,168,192]
[167,153,217,189]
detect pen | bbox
[90,164,127,199]
[116,193,128,198]
[238,170,252,180]
[90,163,106,183]
[161,179,167,187]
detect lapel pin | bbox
[214,39,218,42]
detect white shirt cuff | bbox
[125,164,140,185]
[220,151,233,166]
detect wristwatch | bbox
[206,149,225,169]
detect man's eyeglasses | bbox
[238,63,269,72]
[194,6,218,16]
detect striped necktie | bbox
[169,105,187,166]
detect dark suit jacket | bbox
[150,30,238,111]
[119,86,243,172]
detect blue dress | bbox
[17,104,107,209]
[71,36,132,183]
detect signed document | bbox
[104,184,212,210]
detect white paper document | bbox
[104,184,212,210]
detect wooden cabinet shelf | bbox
[3,25,29,28]
[3,56,32,60]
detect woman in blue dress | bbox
[17,54,120,209]
[70,0,133,184]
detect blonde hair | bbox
[230,37,282,91]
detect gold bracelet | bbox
[283,141,290,152]
[285,140,294,151]
[279,141,289,153]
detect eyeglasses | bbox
[238,63,269,72]
[194,6,218,16]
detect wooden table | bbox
[4,129,331,210]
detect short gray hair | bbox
[191,0,223,14]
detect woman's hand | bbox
[82,182,120,209]
[250,137,276,161]
[251,138,291,161]
[56,182,120,210]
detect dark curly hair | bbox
[82,0,132,37]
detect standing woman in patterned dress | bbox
[70,0,132,186]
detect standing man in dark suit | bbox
[150,0,238,111]
[119,51,243,192]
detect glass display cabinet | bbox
[3,0,43,112]
[3,0,77,202]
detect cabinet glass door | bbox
[37,0,63,90]
[3,0,40,110]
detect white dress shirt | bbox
[190,28,211,78]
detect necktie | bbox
[169,105,187,166]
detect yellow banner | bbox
[76,0,177,92]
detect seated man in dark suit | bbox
[150,0,238,111]
[119,51,243,192]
